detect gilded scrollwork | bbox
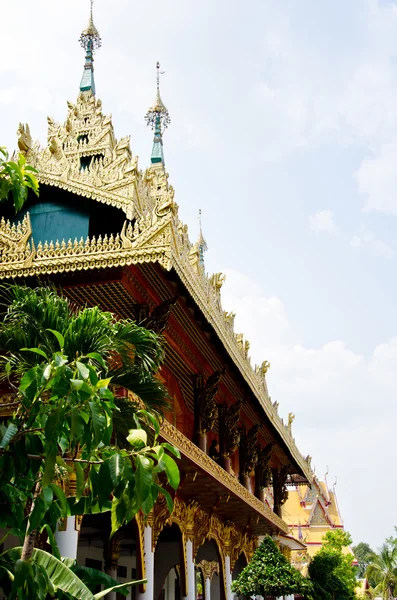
[197,560,219,581]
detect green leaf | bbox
[43,363,52,380]
[108,453,123,488]
[43,446,57,487]
[76,361,90,380]
[93,580,147,600]
[70,379,83,390]
[46,329,65,350]
[98,461,112,509]
[161,442,181,459]
[111,496,127,535]
[29,497,46,532]
[137,409,160,437]
[40,524,61,560]
[20,347,48,360]
[19,366,39,397]
[54,352,68,367]
[48,483,69,516]
[42,486,54,512]
[75,463,85,502]
[87,352,106,368]
[5,547,95,599]
[45,408,65,442]
[161,454,180,490]
[71,407,85,442]
[89,402,106,445]
[154,483,174,513]
[13,558,31,588]
[0,423,18,449]
[96,378,112,389]
[135,455,153,505]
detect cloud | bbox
[221,268,397,546]
[350,226,394,258]
[355,142,397,216]
[308,210,338,235]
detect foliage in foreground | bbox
[352,541,375,581]
[0,285,180,599]
[308,530,357,600]
[231,535,311,599]
[0,146,38,212]
[366,542,397,600]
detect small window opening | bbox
[77,134,89,144]
[80,155,92,171]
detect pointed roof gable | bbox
[308,499,333,526]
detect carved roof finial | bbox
[145,62,171,165]
[79,0,102,95]
[198,209,208,266]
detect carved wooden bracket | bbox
[239,424,260,477]
[272,465,290,518]
[141,297,178,334]
[218,398,243,459]
[193,369,225,436]
[255,442,275,492]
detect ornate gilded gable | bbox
[18,92,147,220]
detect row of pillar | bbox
[56,520,235,600]
[135,526,234,600]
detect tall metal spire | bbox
[145,62,171,165]
[79,0,102,95]
[198,209,208,267]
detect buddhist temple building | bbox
[0,4,332,600]
[276,473,357,575]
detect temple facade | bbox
[0,5,320,600]
[279,474,357,575]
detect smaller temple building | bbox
[278,473,357,574]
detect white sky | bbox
[2,0,397,549]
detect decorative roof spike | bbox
[145,62,171,164]
[198,209,208,266]
[79,0,102,95]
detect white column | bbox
[166,570,176,600]
[205,576,211,600]
[184,539,196,600]
[105,567,117,600]
[55,516,79,559]
[225,555,233,600]
[136,525,154,600]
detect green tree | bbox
[231,536,311,599]
[0,147,39,212]
[0,284,169,414]
[308,530,357,600]
[352,541,375,582]
[0,285,180,599]
[366,543,397,600]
